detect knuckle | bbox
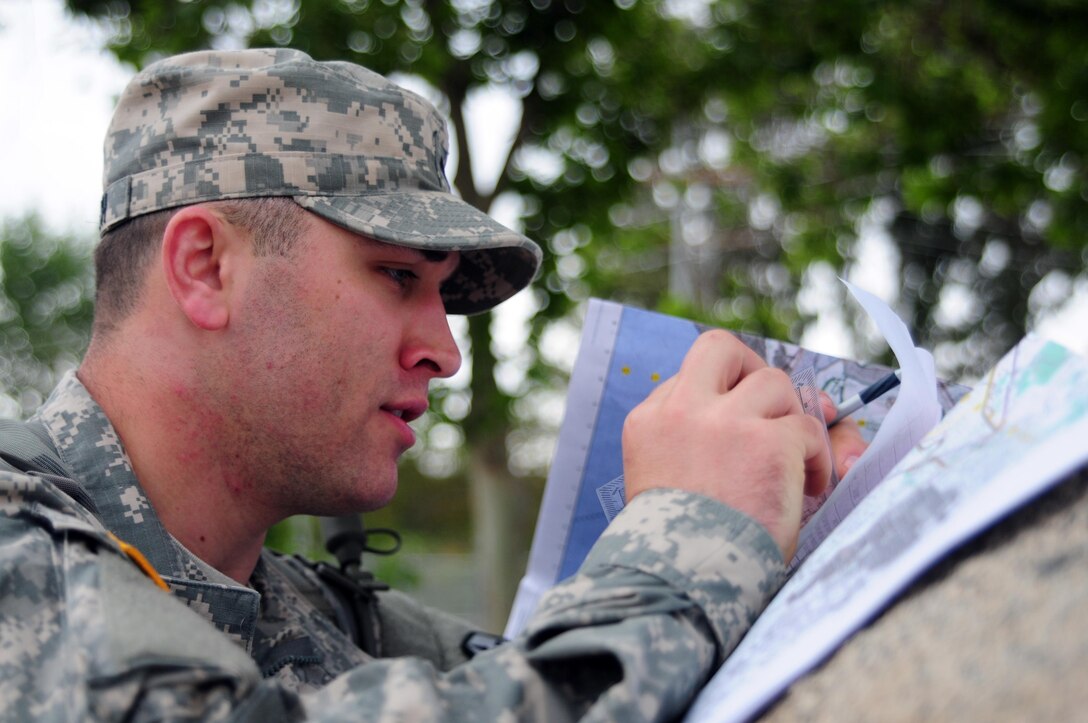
[623,400,675,441]
[698,328,734,345]
[755,366,792,389]
[622,405,647,437]
[693,328,741,355]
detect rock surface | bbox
[760,464,1088,722]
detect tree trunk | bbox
[463,312,521,631]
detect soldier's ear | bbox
[161,205,247,331]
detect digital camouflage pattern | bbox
[0,372,786,721]
[100,48,541,315]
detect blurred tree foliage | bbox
[0,216,94,419]
[59,0,1088,625]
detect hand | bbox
[621,330,833,559]
[819,393,868,479]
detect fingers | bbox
[819,391,838,423]
[819,391,869,477]
[622,330,862,560]
[828,416,868,477]
[727,367,804,419]
[660,334,811,426]
[796,414,834,498]
[741,413,832,559]
[673,329,768,397]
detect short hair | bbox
[92,197,306,334]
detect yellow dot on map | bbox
[621,365,631,375]
[651,372,661,382]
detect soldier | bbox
[0,49,865,720]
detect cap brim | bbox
[295,192,542,315]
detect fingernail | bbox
[841,455,860,474]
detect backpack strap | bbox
[267,521,400,658]
[0,418,98,513]
[311,557,389,656]
[0,418,175,592]
[270,550,507,666]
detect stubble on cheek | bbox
[223,256,407,516]
[196,261,311,505]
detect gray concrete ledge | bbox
[760,464,1088,722]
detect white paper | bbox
[791,280,942,566]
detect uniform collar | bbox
[31,371,261,648]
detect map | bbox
[505,292,969,637]
[507,291,1088,720]
[684,334,1088,722]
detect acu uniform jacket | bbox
[0,372,786,721]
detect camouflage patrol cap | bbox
[100,48,541,315]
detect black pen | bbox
[829,370,902,426]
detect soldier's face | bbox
[222,214,461,517]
